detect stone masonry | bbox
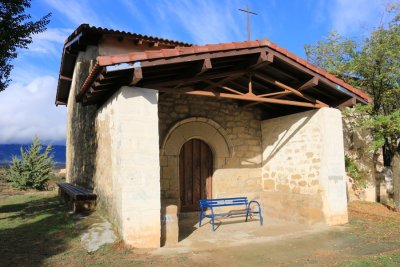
[261,108,348,225]
[158,93,264,202]
[66,51,349,247]
[158,93,264,245]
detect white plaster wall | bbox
[319,108,348,225]
[95,86,161,248]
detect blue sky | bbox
[0,0,392,145]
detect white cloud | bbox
[0,76,66,144]
[157,0,243,44]
[329,0,390,35]
[23,28,72,56]
[43,0,102,26]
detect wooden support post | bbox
[248,75,253,95]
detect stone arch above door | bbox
[161,117,233,167]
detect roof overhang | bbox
[55,24,192,105]
[70,40,370,117]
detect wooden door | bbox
[179,139,213,212]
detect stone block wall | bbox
[158,94,264,205]
[261,108,348,225]
[66,46,99,189]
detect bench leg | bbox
[211,208,216,231]
[199,207,204,227]
[245,205,249,222]
[248,200,263,226]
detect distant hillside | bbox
[0,144,66,168]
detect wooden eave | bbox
[55,24,192,106]
[74,40,370,115]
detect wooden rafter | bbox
[154,86,324,108]
[269,77,318,99]
[248,75,253,95]
[60,75,72,81]
[239,91,289,108]
[184,90,324,108]
[139,48,269,68]
[199,51,273,92]
[200,58,212,74]
[258,91,290,97]
[173,59,213,89]
[334,97,356,108]
[254,73,328,107]
[144,69,246,88]
[130,67,143,85]
[204,80,244,95]
[298,77,318,90]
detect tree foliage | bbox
[6,136,55,190]
[305,3,400,207]
[305,31,357,79]
[0,0,51,91]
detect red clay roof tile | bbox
[93,39,370,102]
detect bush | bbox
[345,155,368,188]
[6,136,55,190]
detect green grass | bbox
[0,190,180,266]
[340,254,400,267]
[2,188,400,267]
[0,191,78,266]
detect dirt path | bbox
[1,184,400,267]
[142,202,400,267]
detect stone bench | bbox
[57,182,97,212]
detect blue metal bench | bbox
[199,197,263,231]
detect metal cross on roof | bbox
[239,4,258,41]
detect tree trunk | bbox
[392,153,400,210]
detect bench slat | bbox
[199,196,263,231]
[57,182,97,201]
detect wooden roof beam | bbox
[254,73,328,107]
[149,41,159,47]
[204,80,244,95]
[200,51,273,92]
[199,58,212,74]
[134,39,144,45]
[269,76,319,99]
[184,90,324,108]
[298,77,319,91]
[155,86,324,108]
[144,69,246,88]
[60,75,72,81]
[171,59,212,89]
[333,97,356,108]
[240,91,290,108]
[130,67,143,85]
[257,51,273,65]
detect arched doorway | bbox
[179,139,213,212]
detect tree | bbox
[305,31,357,80]
[305,3,400,208]
[6,136,55,190]
[0,0,51,91]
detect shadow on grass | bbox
[0,194,88,267]
[0,195,62,214]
